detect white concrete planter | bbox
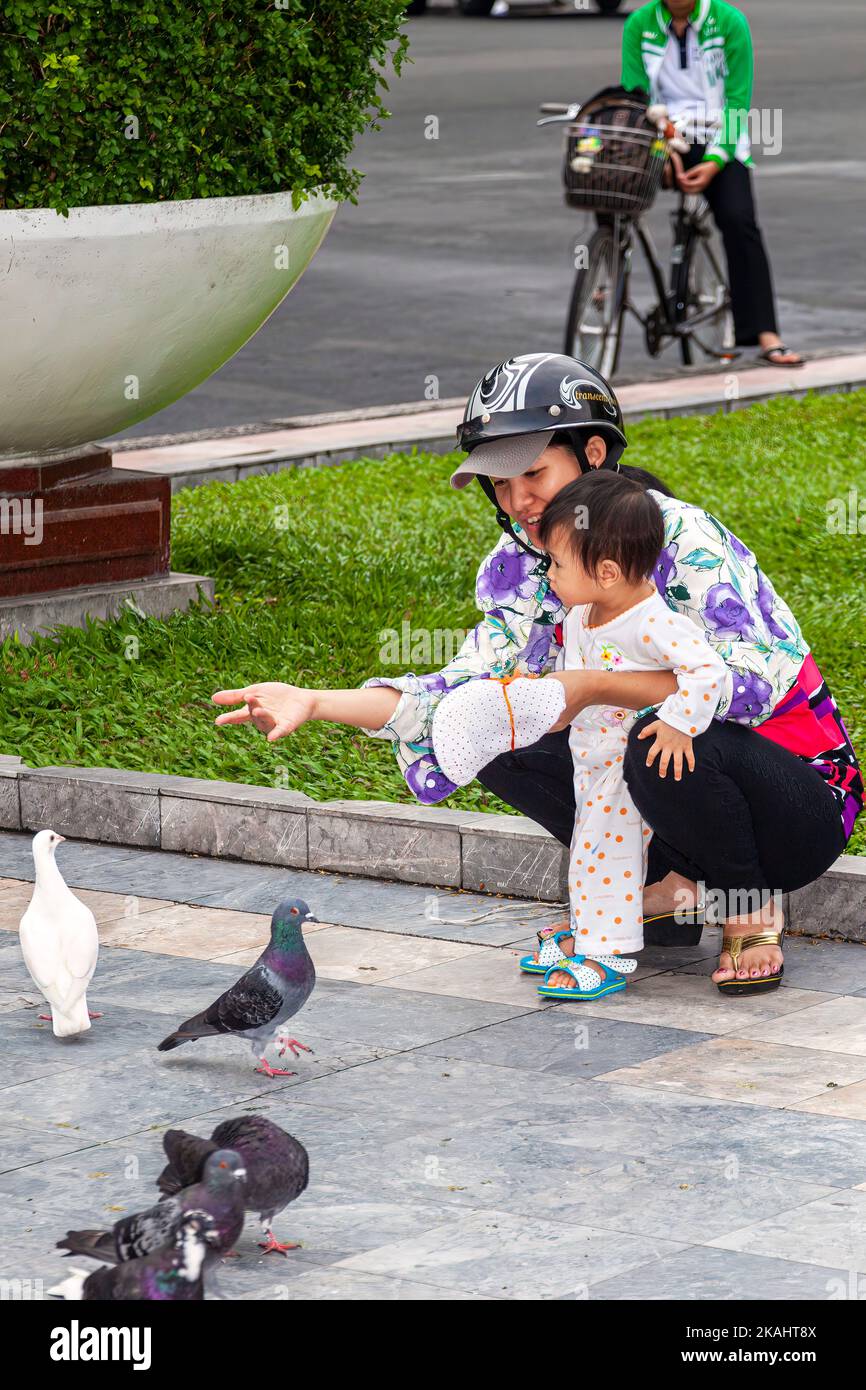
[0,191,337,457]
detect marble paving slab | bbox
[3,835,866,1300]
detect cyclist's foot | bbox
[757,333,804,367]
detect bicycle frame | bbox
[615,198,734,353]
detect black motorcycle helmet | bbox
[450,353,628,560]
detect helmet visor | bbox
[449,430,552,491]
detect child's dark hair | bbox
[548,430,674,498]
[537,468,665,586]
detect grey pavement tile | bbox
[708,1189,866,1272]
[0,1003,168,1083]
[0,1123,104,1177]
[234,1191,465,1267]
[484,1089,769,1169]
[415,1009,714,1080]
[337,1206,687,1299]
[600,1035,866,1109]
[730,996,866,1057]
[654,1104,866,1189]
[0,1044,350,1143]
[286,1112,630,1219]
[582,1245,856,1301]
[234,1267,493,1300]
[552,1155,836,1245]
[283,1052,594,1125]
[286,1055,754,1164]
[284,977,527,1053]
[305,1113,840,1246]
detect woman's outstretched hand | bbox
[212,683,317,742]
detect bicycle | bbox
[539,98,736,378]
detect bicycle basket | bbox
[563,93,667,215]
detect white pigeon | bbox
[19,830,99,1037]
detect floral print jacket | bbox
[360,489,862,836]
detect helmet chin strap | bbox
[475,439,621,564]
[475,476,548,564]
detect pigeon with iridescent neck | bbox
[57,1149,246,1264]
[157,897,317,1076]
[48,1212,217,1301]
[157,1115,309,1256]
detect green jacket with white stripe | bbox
[621,0,754,168]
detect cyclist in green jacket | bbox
[622,0,802,366]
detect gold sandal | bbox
[716,930,784,996]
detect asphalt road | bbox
[119,0,866,440]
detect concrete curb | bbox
[1,756,864,944]
[113,352,866,493]
[0,572,215,645]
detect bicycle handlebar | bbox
[537,101,691,153]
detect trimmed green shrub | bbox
[0,1,409,214]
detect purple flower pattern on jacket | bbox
[476,546,538,606]
[756,570,792,641]
[653,543,679,595]
[405,755,458,804]
[727,670,773,720]
[703,582,757,639]
[523,623,558,674]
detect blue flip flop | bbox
[519,927,573,976]
[537,955,631,1002]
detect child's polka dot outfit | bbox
[431,587,728,960]
[559,589,727,954]
[432,674,567,788]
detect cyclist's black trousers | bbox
[476,712,846,916]
[684,143,778,346]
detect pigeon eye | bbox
[290,907,299,915]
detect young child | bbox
[431,470,730,1002]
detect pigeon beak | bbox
[306,913,319,924]
[55,835,66,844]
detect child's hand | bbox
[635,719,695,780]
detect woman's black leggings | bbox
[684,143,777,347]
[476,711,846,912]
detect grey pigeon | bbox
[157,1114,309,1255]
[56,1150,246,1264]
[157,897,317,1077]
[48,1212,217,1301]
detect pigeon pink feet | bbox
[38,1011,103,1021]
[258,1229,301,1256]
[277,1037,314,1060]
[255,1059,297,1079]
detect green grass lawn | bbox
[3,389,865,855]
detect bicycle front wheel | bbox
[676,233,735,365]
[563,226,625,378]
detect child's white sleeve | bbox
[635,607,731,737]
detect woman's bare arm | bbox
[212,682,402,740]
